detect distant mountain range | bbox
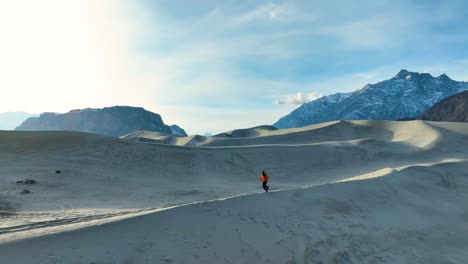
[0,112,38,130]
[169,125,188,136]
[16,106,181,137]
[419,90,468,122]
[274,70,468,128]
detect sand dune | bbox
[1,161,468,263]
[214,125,278,138]
[1,120,468,263]
[123,120,443,148]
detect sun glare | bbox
[0,0,135,113]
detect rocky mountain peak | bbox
[394,69,411,79]
[16,106,179,137]
[274,70,468,128]
[437,73,452,81]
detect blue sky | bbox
[1,0,468,134]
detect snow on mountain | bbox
[274,70,468,128]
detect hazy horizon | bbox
[2,0,468,134]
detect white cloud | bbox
[423,68,434,74]
[230,3,305,26]
[232,3,279,25]
[275,92,322,106]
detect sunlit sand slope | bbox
[1,120,468,263]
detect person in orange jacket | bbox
[260,170,269,192]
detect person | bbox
[260,170,269,192]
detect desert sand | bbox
[1,120,468,263]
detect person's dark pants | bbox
[262,181,269,192]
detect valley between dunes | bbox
[1,120,468,263]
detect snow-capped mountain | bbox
[273,92,353,128]
[274,70,468,128]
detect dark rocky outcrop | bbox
[419,90,468,122]
[16,179,36,184]
[16,106,173,137]
[169,125,188,136]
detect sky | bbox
[1,0,468,134]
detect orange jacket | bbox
[260,174,269,182]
